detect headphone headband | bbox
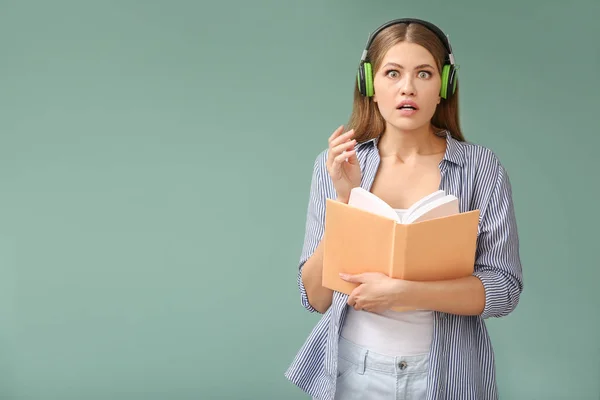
[360,18,455,66]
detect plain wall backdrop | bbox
[0,0,599,399]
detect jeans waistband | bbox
[338,336,430,375]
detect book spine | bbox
[389,224,395,278]
[400,229,408,280]
[391,224,408,279]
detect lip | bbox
[396,99,419,116]
[396,100,419,110]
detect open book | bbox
[346,187,461,224]
[322,187,480,311]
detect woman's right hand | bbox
[326,125,361,203]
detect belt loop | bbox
[357,349,367,375]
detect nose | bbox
[399,75,416,96]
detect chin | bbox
[388,118,430,133]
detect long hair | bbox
[347,22,464,143]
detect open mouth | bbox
[397,100,419,111]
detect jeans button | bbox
[399,361,407,370]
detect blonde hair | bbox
[347,22,464,143]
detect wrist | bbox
[391,279,417,308]
[335,195,349,204]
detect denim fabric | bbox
[332,336,429,400]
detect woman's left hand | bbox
[339,272,406,313]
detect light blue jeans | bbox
[333,336,429,399]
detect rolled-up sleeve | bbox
[297,152,328,313]
[473,162,523,319]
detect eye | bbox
[385,70,400,78]
[418,70,432,79]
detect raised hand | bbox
[326,125,361,203]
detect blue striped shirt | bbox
[284,131,523,400]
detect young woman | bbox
[285,18,523,400]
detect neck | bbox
[377,124,446,163]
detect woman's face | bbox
[372,41,442,133]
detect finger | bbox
[329,129,355,148]
[339,272,362,283]
[327,131,351,167]
[347,295,355,307]
[329,144,355,169]
[333,149,355,168]
[328,148,355,178]
[347,288,360,303]
[327,125,345,144]
[327,132,355,170]
[331,139,356,157]
[346,147,359,165]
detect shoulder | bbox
[458,138,500,165]
[454,138,515,216]
[313,148,328,170]
[308,149,329,186]
[456,138,507,182]
[306,148,336,198]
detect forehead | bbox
[380,42,436,66]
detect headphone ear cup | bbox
[440,64,457,99]
[357,62,366,96]
[440,64,450,99]
[364,62,374,97]
[449,67,457,95]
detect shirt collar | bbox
[360,130,465,167]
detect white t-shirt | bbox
[339,208,434,356]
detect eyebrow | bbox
[383,62,435,70]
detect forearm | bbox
[396,275,486,316]
[301,240,334,313]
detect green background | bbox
[1,0,598,399]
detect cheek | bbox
[373,79,394,100]
[422,87,441,109]
[377,95,396,109]
[426,79,442,101]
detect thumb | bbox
[346,148,359,165]
[339,272,364,283]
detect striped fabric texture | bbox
[284,131,523,400]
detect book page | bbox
[348,187,400,222]
[402,190,446,223]
[405,196,459,223]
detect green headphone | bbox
[357,18,458,99]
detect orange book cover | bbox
[322,192,479,311]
